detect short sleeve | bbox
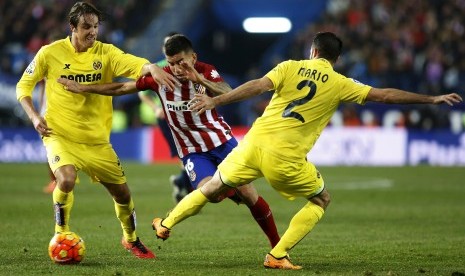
[136,75,158,91]
[338,77,372,104]
[107,44,149,79]
[16,48,47,101]
[265,60,290,91]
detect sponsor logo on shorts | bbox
[188,170,196,182]
[116,158,125,176]
[185,158,196,182]
[52,155,60,164]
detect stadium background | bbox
[0,0,464,165]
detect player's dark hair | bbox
[312,32,343,63]
[163,34,194,56]
[68,2,104,28]
[163,32,179,43]
[167,31,180,37]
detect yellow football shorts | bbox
[43,136,127,184]
[218,140,324,200]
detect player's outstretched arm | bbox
[57,78,138,96]
[189,76,273,114]
[366,88,463,106]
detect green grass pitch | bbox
[0,163,464,275]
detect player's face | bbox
[166,51,196,81]
[71,14,99,52]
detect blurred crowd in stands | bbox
[1,0,464,132]
[0,0,157,76]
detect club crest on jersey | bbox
[194,83,206,95]
[194,83,207,94]
[93,60,102,70]
[188,170,197,182]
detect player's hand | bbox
[149,64,180,91]
[180,61,201,83]
[57,78,81,93]
[32,115,52,137]
[188,93,216,114]
[434,93,463,106]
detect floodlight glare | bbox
[243,17,292,33]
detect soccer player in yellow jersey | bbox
[150,32,462,269]
[16,2,178,259]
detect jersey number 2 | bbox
[282,80,316,123]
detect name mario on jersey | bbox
[297,67,329,83]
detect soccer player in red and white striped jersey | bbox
[137,61,232,158]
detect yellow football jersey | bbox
[16,37,149,144]
[245,58,372,161]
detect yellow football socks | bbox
[163,189,209,228]
[52,187,74,233]
[270,201,324,258]
[114,198,137,242]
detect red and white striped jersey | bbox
[136,61,233,158]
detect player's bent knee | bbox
[320,190,331,208]
[309,189,331,209]
[322,193,331,208]
[201,180,233,204]
[56,177,76,192]
[103,182,131,204]
[236,183,258,197]
[205,187,231,203]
